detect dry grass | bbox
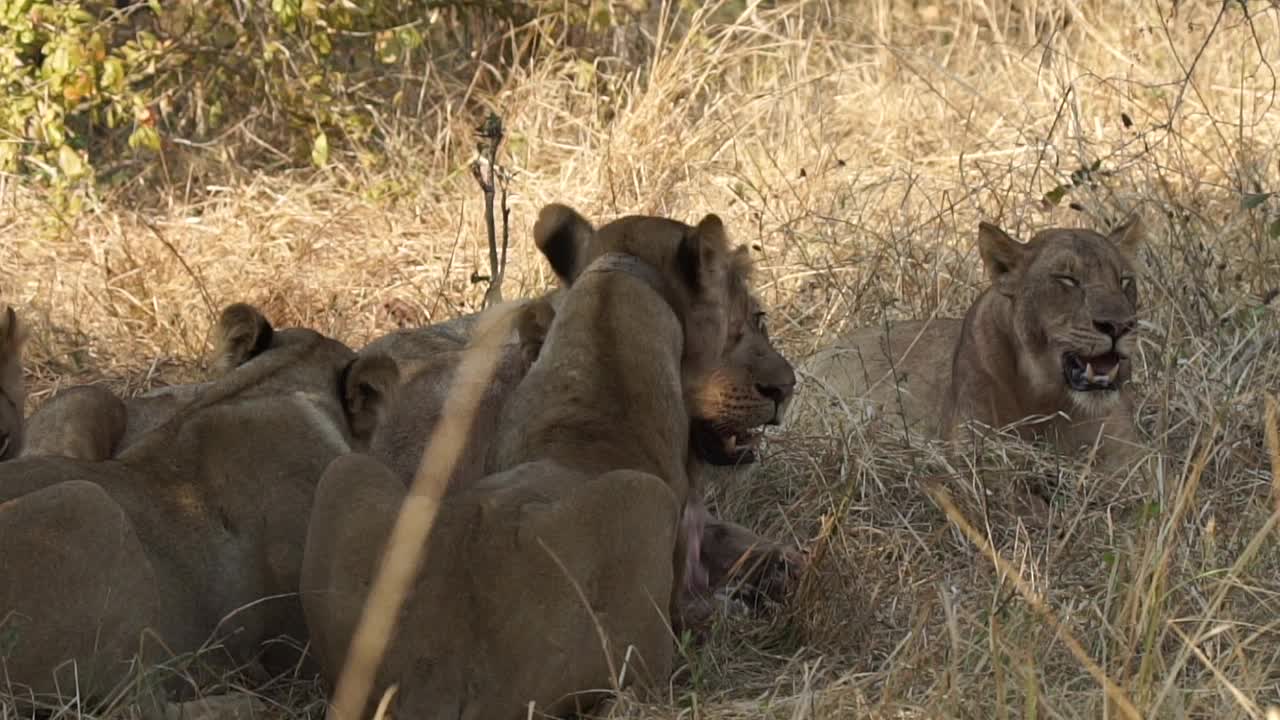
[3,0,1280,717]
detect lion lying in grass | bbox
[0,303,399,706]
[302,205,791,719]
[802,218,1144,465]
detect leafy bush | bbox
[1,0,632,208]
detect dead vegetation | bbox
[3,0,1280,717]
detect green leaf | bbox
[1042,185,1069,207]
[1269,218,1280,240]
[100,57,124,92]
[310,31,331,56]
[56,143,84,179]
[397,26,422,51]
[310,130,328,167]
[128,125,160,152]
[375,32,400,64]
[1242,192,1272,210]
[43,44,69,76]
[40,118,65,147]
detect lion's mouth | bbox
[1063,351,1123,392]
[691,420,763,466]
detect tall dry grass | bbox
[3,0,1280,717]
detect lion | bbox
[800,217,1144,463]
[358,270,800,618]
[360,296,558,486]
[20,373,256,463]
[0,302,400,707]
[302,205,793,719]
[0,306,26,461]
[21,384,129,461]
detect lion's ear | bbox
[0,306,27,357]
[516,298,556,370]
[676,214,732,294]
[977,222,1028,296]
[212,303,274,374]
[1107,214,1145,257]
[534,203,596,285]
[342,353,401,443]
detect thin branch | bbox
[470,111,508,308]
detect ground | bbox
[3,1,1280,718]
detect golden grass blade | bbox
[927,484,1142,720]
[1166,621,1261,720]
[371,685,398,720]
[326,305,520,720]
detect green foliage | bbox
[0,0,699,212]
[0,0,543,204]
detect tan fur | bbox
[363,296,557,486]
[303,205,792,719]
[942,218,1144,461]
[21,385,128,461]
[20,313,281,462]
[360,273,798,615]
[22,383,224,462]
[0,303,399,705]
[802,219,1144,465]
[799,317,962,434]
[0,306,28,461]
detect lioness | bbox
[303,205,785,719]
[800,218,1144,462]
[0,303,399,705]
[360,270,800,615]
[0,306,26,461]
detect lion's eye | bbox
[1054,275,1080,288]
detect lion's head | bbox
[533,204,796,467]
[977,217,1144,413]
[687,283,795,466]
[0,306,27,461]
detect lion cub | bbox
[801,217,1145,466]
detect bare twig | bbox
[471,112,509,308]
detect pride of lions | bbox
[0,202,1145,718]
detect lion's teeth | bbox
[1085,362,1095,380]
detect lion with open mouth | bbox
[800,217,1145,469]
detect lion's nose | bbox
[1093,318,1136,340]
[757,381,796,426]
[756,382,794,406]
